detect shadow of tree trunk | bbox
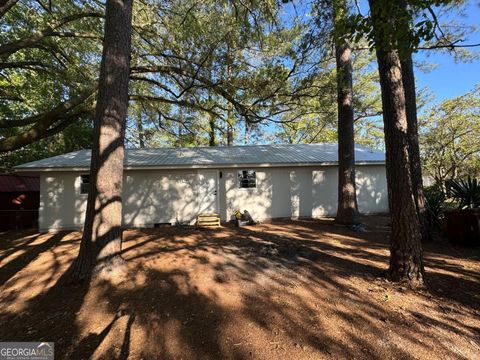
[0,231,69,286]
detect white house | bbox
[14,143,388,231]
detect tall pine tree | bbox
[333,0,359,225]
[368,0,424,285]
[71,0,133,282]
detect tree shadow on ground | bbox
[0,231,89,354]
[0,231,73,286]
[0,217,478,359]
[0,229,39,250]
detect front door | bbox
[197,170,219,214]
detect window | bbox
[80,174,90,194]
[238,170,256,188]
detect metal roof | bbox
[14,143,385,171]
[0,174,39,192]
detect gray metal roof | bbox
[14,143,385,171]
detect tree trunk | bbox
[226,107,234,146]
[176,123,182,147]
[244,120,249,144]
[375,47,425,285]
[70,0,133,282]
[401,55,431,242]
[136,111,145,149]
[227,123,234,146]
[333,0,359,225]
[209,114,216,146]
[368,0,425,286]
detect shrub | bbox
[424,185,445,229]
[446,176,480,209]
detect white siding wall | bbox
[122,169,200,227]
[39,165,388,231]
[39,172,88,230]
[355,166,389,213]
[221,165,387,221]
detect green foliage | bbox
[0,0,101,160]
[345,0,466,57]
[0,0,103,113]
[0,117,93,168]
[447,177,480,209]
[125,0,312,147]
[424,184,445,228]
[420,85,480,184]
[273,47,384,147]
[0,0,477,168]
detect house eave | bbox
[14,161,386,172]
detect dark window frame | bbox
[238,170,256,188]
[80,174,90,194]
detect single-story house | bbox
[14,143,388,231]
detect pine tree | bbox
[334,0,359,225]
[368,0,424,285]
[70,0,133,282]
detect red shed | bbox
[0,174,39,231]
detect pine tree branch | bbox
[129,94,221,117]
[0,106,94,152]
[0,0,19,19]
[0,83,97,129]
[0,12,103,58]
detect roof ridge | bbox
[123,143,352,151]
[124,143,316,150]
[49,143,379,152]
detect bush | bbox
[446,176,480,209]
[424,185,445,229]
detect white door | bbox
[197,170,219,214]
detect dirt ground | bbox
[0,216,479,360]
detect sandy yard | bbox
[0,216,479,359]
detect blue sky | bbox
[262,0,480,145]
[284,0,480,103]
[413,1,480,103]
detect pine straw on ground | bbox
[0,216,479,360]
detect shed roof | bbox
[0,174,39,192]
[14,143,385,171]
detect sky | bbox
[413,1,480,103]
[259,0,480,145]
[284,0,480,104]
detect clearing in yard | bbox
[0,216,479,359]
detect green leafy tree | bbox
[0,0,102,159]
[421,85,480,186]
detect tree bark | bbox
[226,107,234,146]
[401,55,431,242]
[70,0,133,282]
[227,123,234,146]
[333,0,359,225]
[375,48,425,285]
[135,112,145,148]
[209,114,216,146]
[368,0,425,286]
[226,61,234,146]
[176,123,182,147]
[244,120,249,144]
[0,0,19,20]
